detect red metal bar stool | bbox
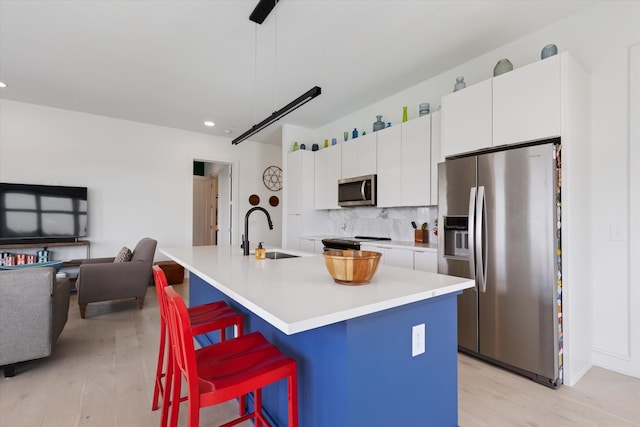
[163,286,298,427]
[152,265,244,413]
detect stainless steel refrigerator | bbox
[438,139,562,388]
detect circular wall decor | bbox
[263,166,283,191]
[249,194,260,206]
[269,196,279,207]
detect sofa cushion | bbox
[114,247,132,263]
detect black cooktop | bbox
[353,236,392,241]
[322,236,392,251]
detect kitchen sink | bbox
[265,251,299,260]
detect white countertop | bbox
[160,245,473,335]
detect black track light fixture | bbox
[250,0,279,24]
[232,86,322,145]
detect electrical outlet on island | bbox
[412,323,426,357]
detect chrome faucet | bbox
[242,206,273,256]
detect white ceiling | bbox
[0,0,598,145]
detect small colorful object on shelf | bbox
[454,76,466,92]
[373,115,385,132]
[324,139,329,148]
[352,128,358,139]
[293,141,299,151]
[402,106,408,123]
[419,103,430,116]
[331,137,337,145]
[541,43,558,59]
[343,131,349,142]
[493,58,514,76]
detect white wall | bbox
[309,2,640,380]
[0,99,282,258]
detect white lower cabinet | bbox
[299,237,315,253]
[299,238,326,254]
[414,250,438,273]
[384,247,415,269]
[362,245,414,269]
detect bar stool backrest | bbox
[152,265,170,323]
[164,286,201,402]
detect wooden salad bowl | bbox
[323,250,382,285]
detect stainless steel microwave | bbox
[338,174,376,207]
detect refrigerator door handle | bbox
[468,187,477,280]
[476,186,487,292]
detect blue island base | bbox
[190,272,460,427]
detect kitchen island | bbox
[160,245,474,427]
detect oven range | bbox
[321,236,391,251]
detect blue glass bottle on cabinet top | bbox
[352,128,358,139]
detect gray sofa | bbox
[0,267,70,377]
[76,237,157,318]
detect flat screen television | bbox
[0,182,88,244]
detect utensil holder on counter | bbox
[414,230,429,243]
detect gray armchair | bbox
[76,237,157,318]
[0,267,70,377]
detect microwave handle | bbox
[361,180,366,200]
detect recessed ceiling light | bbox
[224,129,232,134]
[0,82,7,88]
[204,121,215,127]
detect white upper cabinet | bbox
[287,150,314,215]
[441,78,492,158]
[430,110,442,205]
[401,115,431,206]
[314,144,342,210]
[327,145,342,209]
[442,55,564,158]
[314,149,328,210]
[377,116,432,208]
[341,133,377,179]
[358,133,377,176]
[493,55,561,146]
[376,125,402,207]
[341,141,359,179]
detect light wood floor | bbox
[1,282,639,427]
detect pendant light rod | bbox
[249,0,279,24]
[232,86,321,145]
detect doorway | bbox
[192,161,233,246]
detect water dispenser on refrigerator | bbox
[443,216,469,258]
